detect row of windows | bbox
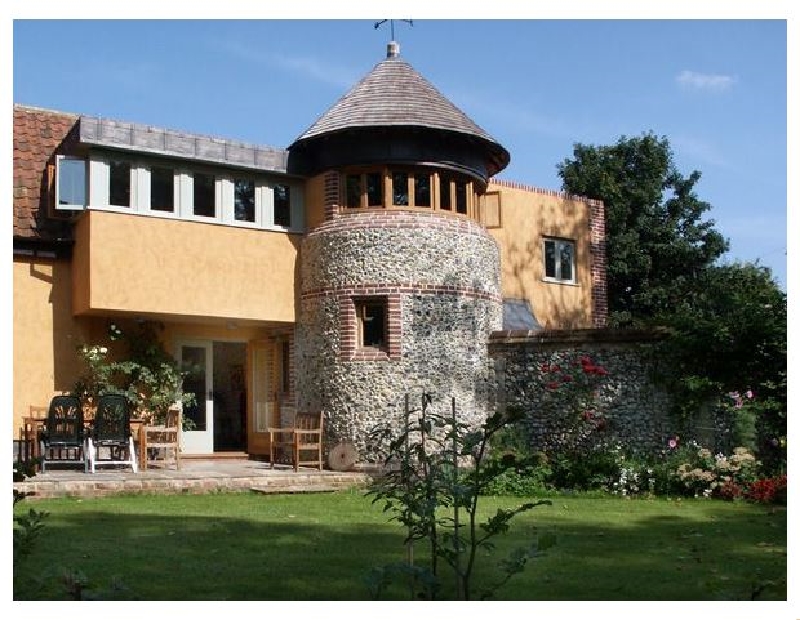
[56,155,300,230]
[342,168,474,215]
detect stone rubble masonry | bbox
[296,210,503,459]
[489,328,674,454]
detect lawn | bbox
[13,489,787,601]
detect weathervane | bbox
[374,19,413,42]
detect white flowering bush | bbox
[73,321,194,426]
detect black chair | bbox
[39,395,86,473]
[86,394,138,473]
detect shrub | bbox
[745,475,787,505]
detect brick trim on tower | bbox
[323,171,340,220]
[339,292,403,362]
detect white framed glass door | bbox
[178,340,214,454]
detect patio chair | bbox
[86,394,138,473]
[269,411,324,472]
[39,395,86,473]
[142,405,182,470]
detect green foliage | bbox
[366,397,552,600]
[74,321,195,427]
[559,132,785,473]
[557,132,728,327]
[653,263,786,472]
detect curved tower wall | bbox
[295,211,502,459]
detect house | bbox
[13,41,607,460]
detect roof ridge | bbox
[489,177,604,206]
[14,103,80,118]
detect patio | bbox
[13,456,374,500]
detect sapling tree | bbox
[366,394,553,600]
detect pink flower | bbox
[668,438,678,449]
[745,390,754,399]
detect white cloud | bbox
[676,70,737,92]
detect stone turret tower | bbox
[289,42,510,459]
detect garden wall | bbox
[489,328,676,454]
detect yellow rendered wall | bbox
[304,174,327,231]
[73,210,300,322]
[12,258,105,435]
[487,182,593,329]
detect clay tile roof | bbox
[13,104,80,241]
[291,56,508,169]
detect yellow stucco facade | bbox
[488,181,594,329]
[72,209,300,323]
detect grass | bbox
[13,489,787,601]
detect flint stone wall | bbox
[295,212,503,460]
[490,329,676,453]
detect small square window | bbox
[274,184,291,227]
[150,166,174,212]
[55,156,86,210]
[544,238,576,283]
[356,298,387,350]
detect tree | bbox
[557,133,728,326]
[654,262,786,473]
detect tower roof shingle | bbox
[290,53,509,176]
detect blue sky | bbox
[9,13,791,290]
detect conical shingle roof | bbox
[290,49,509,177]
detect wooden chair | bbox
[269,411,324,472]
[142,406,181,470]
[20,405,49,463]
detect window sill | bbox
[542,278,579,287]
[349,348,391,362]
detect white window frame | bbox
[182,171,218,221]
[83,155,305,233]
[543,237,576,284]
[55,155,87,210]
[141,164,180,217]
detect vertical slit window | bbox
[109,160,131,207]
[455,180,467,214]
[150,166,174,212]
[234,178,255,222]
[439,175,452,211]
[392,172,409,206]
[414,173,431,207]
[346,174,362,208]
[274,184,291,227]
[193,173,215,217]
[366,173,384,207]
